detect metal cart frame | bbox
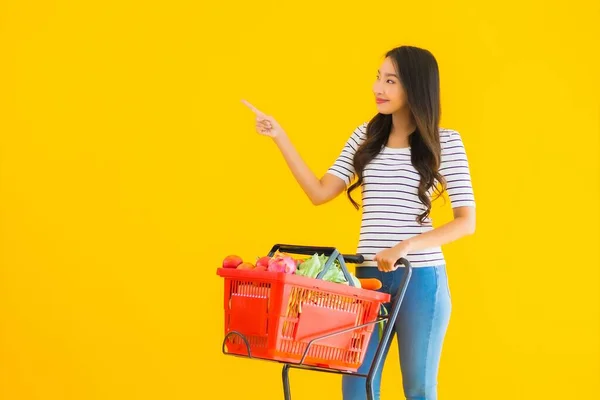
[220,244,413,400]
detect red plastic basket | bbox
[217,267,391,372]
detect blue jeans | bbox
[342,265,452,400]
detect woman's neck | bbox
[389,110,415,146]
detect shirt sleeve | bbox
[439,129,476,208]
[326,123,368,187]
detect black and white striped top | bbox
[326,122,476,268]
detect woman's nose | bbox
[372,82,383,95]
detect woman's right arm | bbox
[242,99,362,206]
[272,133,347,206]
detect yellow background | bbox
[1,0,598,399]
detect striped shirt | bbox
[326,122,476,268]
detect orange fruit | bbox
[236,262,255,270]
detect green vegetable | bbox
[296,253,361,288]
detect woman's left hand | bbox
[374,241,411,272]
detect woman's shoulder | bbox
[347,121,369,142]
[355,121,368,136]
[439,127,465,149]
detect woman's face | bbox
[372,57,407,114]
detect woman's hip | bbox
[355,264,451,308]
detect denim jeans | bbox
[341,265,452,400]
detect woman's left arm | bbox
[374,206,476,271]
[403,206,476,251]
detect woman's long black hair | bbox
[347,46,446,224]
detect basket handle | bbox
[268,244,365,264]
[268,244,363,287]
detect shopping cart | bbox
[217,244,413,400]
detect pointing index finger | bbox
[241,99,265,116]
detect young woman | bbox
[242,45,476,400]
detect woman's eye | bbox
[387,80,395,84]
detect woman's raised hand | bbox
[241,99,286,139]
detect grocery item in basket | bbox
[237,262,255,270]
[222,255,243,269]
[296,253,361,288]
[255,256,271,269]
[358,278,383,291]
[272,251,307,267]
[252,252,307,273]
[268,255,296,274]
